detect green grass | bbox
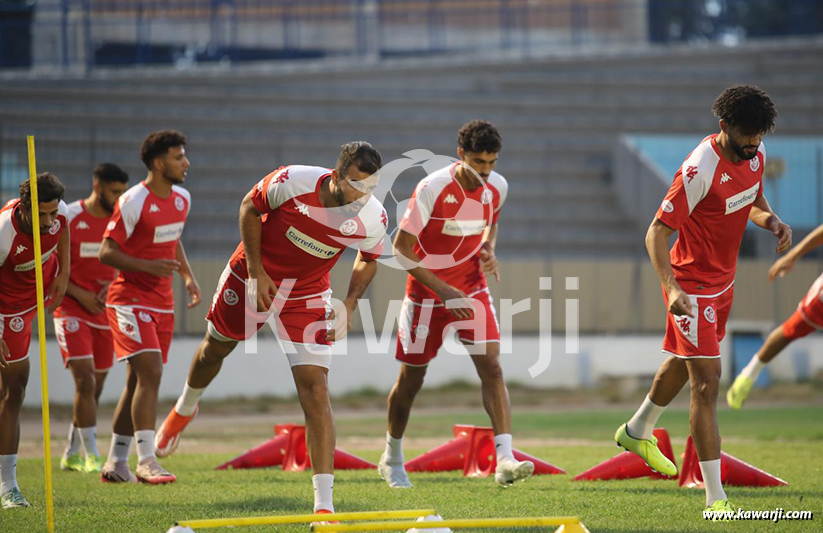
[4,406,822,532]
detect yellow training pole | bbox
[311,516,582,532]
[27,136,55,533]
[177,509,437,529]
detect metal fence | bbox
[2,0,822,71]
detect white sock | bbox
[494,433,514,462]
[65,424,82,457]
[0,454,18,494]
[108,434,133,462]
[312,473,334,513]
[626,395,667,441]
[699,459,727,506]
[175,383,205,417]
[740,356,766,382]
[384,432,404,464]
[79,426,99,456]
[135,430,156,462]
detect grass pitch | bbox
[3,406,821,532]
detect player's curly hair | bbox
[458,119,502,154]
[712,85,777,135]
[19,172,65,210]
[140,130,187,170]
[336,141,382,177]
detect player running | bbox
[379,120,534,489]
[98,131,201,485]
[727,222,823,409]
[614,86,790,518]
[0,173,69,509]
[54,163,128,474]
[155,142,387,515]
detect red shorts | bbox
[662,283,734,358]
[782,272,823,340]
[206,265,333,347]
[0,307,37,364]
[53,318,114,371]
[395,289,500,366]
[106,306,174,364]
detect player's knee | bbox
[477,360,504,384]
[1,382,26,408]
[691,375,719,400]
[75,372,97,397]
[202,337,234,363]
[398,366,427,394]
[135,363,163,388]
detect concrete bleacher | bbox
[1,37,822,261]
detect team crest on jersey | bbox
[339,219,358,236]
[9,316,24,333]
[138,311,152,323]
[107,221,116,231]
[661,200,674,213]
[76,221,90,230]
[222,289,239,306]
[64,319,80,333]
[703,306,716,324]
[415,325,429,339]
[481,189,493,205]
[749,156,760,172]
[49,219,61,235]
[175,196,185,211]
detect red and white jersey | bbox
[104,182,190,311]
[229,165,387,300]
[54,200,117,326]
[0,198,68,315]
[399,163,508,303]
[656,134,766,294]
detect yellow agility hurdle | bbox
[311,516,590,532]
[177,509,437,529]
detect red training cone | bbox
[462,426,496,477]
[512,448,566,475]
[679,435,788,488]
[405,425,472,473]
[279,425,377,471]
[281,425,311,471]
[332,448,378,470]
[217,423,375,472]
[215,433,288,470]
[574,428,677,481]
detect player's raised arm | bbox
[393,229,472,319]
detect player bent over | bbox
[0,174,69,508]
[156,142,387,515]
